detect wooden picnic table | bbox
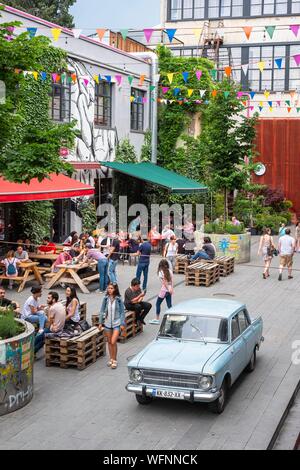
[44,261,99,294]
[29,252,59,262]
[0,261,44,293]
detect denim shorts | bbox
[104,326,121,332]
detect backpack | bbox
[7,259,17,276]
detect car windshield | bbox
[159,314,228,343]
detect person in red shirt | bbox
[37,237,56,254]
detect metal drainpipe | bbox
[131,52,158,165]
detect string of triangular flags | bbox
[3,24,300,43]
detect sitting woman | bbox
[191,237,216,261]
[1,250,21,289]
[65,286,81,327]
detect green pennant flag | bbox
[128,76,134,85]
[67,76,73,84]
[210,69,217,80]
[150,85,156,92]
[120,29,129,41]
[265,26,276,39]
[297,107,300,113]
[285,100,291,106]
[61,73,66,83]
[224,91,230,98]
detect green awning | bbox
[100,162,207,194]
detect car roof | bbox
[165,298,245,319]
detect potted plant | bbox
[0,309,35,416]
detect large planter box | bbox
[0,320,35,416]
[205,232,251,264]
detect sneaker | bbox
[96,289,104,293]
[59,282,66,288]
[278,274,282,281]
[38,329,44,334]
[149,319,160,325]
[288,275,293,279]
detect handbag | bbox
[78,320,91,332]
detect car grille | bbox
[141,369,199,389]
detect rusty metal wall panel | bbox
[253,119,300,215]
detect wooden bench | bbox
[185,261,220,287]
[45,327,106,370]
[92,310,143,343]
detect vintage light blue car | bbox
[126,299,264,413]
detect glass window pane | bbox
[276,1,287,14]
[251,0,262,15]
[194,7,205,17]
[292,2,300,13]
[183,8,193,17]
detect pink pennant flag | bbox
[84,78,89,86]
[162,87,169,94]
[290,25,300,37]
[52,73,58,82]
[196,70,202,80]
[277,101,281,107]
[293,54,300,66]
[143,29,154,43]
[249,106,254,112]
[115,75,122,86]
[143,97,148,104]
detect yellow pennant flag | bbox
[93,75,99,84]
[193,29,202,41]
[167,73,174,84]
[258,61,265,72]
[187,89,194,97]
[264,90,270,99]
[130,96,135,102]
[33,71,38,80]
[269,106,273,112]
[259,101,263,107]
[51,28,62,41]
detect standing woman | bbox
[99,283,125,369]
[295,222,300,253]
[258,227,275,279]
[163,236,178,272]
[65,286,81,326]
[149,259,174,325]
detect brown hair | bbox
[158,259,171,283]
[6,250,15,258]
[106,283,121,297]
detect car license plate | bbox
[153,389,185,400]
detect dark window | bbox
[94,82,112,128]
[231,314,240,341]
[131,88,145,132]
[49,83,71,122]
[238,310,251,333]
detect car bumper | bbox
[126,383,220,403]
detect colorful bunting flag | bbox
[150,85,156,92]
[130,96,135,103]
[52,73,58,82]
[277,101,281,107]
[268,101,273,107]
[33,71,38,80]
[139,74,146,86]
[264,90,270,99]
[259,106,263,112]
[212,90,217,98]
[224,91,230,98]
[210,69,217,80]
[265,26,276,39]
[128,76,134,85]
[120,29,129,41]
[285,100,291,106]
[27,27,37,39]
[297,108,300,113]
[72,29,82,39]
[182,72,189,83]
[93,74,99,84]
[51,28,62,42]
[290,90,296,99]
[165,29,177,42]
[241,64,249,76]
[115,75,122,86]
[84,78,89,86]
[96,29,107,42]
[173,88,181,97]
[258,61,265,72]
[199,90,206,98]
[40,72,47,81]
[224,66,232,77]
[243,26,253,40]
[167,73,174,84]
[290,25,300,37]
[275,58,282,69]
[187,89,194,97]
[105,75,112,83]
[193,29,202,41]
[293,54,300,66]
[287,107,292,113]
[250,91,256,99]
[143,28,154,43]
[162,87,169,94]
[196,70,202,80]
[71,73,77,83]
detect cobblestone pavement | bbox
[0,237,299,450]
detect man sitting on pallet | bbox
[34,291,66,354]
[191,237,216,262]
[124,278,152,326]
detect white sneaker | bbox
[149,319,160,325]
[38,329,44,334]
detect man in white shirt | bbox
[278,229,296,281]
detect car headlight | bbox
[198,375,213,390]
[130,369,143,383]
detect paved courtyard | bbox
[0,237,299,450]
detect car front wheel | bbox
[245,348,256,373]
[209,380,228,414]
[135,394,153,405]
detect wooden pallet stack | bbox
[174,255,190,274]
[213,256,235,277]
[185,261,220,287]
[45,327,106,370]
[91,311,143,343]
[80,303,87,321]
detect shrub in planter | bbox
[0,309,24,340]
[204,222,245,235]
[254,214,288,233]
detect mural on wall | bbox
[67,58,117,176]
[0,332,34,416]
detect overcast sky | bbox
[71,0,161,31]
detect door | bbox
[238,310,255,364]
[229,313,247,382]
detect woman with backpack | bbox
[149,259,174,325]
[99,283,125,369]
[2,250,21,289]
[258,227,275,279]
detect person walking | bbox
[136,238,151,291]
[278,223,286,238]
[107,234,120,284]
[163,235,178,272]
[258,227,275,279]
[278,228,296,281]
[295,222,300,253]
[124,278,152,325]
[149,259,174,325]
[99,283,125,369]
[21,286,47,333]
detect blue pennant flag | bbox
[105,75,112,83]
[182,72,189,83]
[259,106,263,112]
[250,91,256,99]
[40,72,47,81]
[173,88,181,97]
[275,58,282,69]
[27,27,37,39]
[165,29,177,43]
[268,101,273,107]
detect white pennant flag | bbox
[241,64,249,76]
[155,73,161,83]
[72,29,82,39]
[199,89,206,98]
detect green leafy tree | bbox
[79,200,97,234]
[140,130,151,162]
[115,138,137,163]
[17,201,55,245]
[4,0,76,28]
[199,79,259,222]
[0,11,76,183]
